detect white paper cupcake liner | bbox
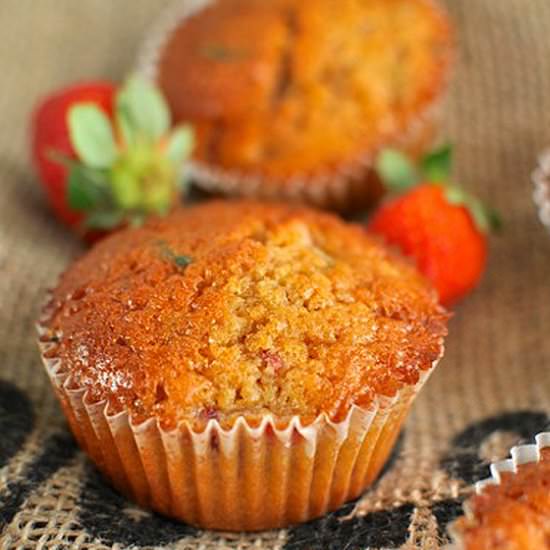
[135,0,453,210]
[532,148,550,231]
[37,313,442,531]
[446,431,550,548]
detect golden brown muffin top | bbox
[41,201,447,429]
[453,450,550,550]
[157,0,453,179]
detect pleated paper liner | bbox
[532,148,550,232]
[135,0,452,211]
[446,432,550,549]
[37,320,442,532]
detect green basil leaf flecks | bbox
[67,165,108,211]
[173,255,192,268]
[157,240,193,269]
[68,104,117,169]
[421,143,453,183]
[166,125,195,166]
[375,149,420,193]
[116,76,170,142]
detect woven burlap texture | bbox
[1,1,550,549]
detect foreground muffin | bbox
[143,0,454,210]
[450,434,550,549]
[39,200,447,531]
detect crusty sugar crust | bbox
[41,200,447,429]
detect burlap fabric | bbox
[1,1,550,548]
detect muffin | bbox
[140,0,454,210]
[450,433,550,549]
[38,200,447,531]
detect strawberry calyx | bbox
[52,76,194,230]
[374,144,500,234]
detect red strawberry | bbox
[30,76,195,241]
[31,82,116,227]
[368,146,499,306]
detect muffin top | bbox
[157,0,453,179]
[42,201,447,429]
[453,451,550,549]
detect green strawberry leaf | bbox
[116,102,135,147]
[467,197,492,233]
[84,209,124,230]
[421,143,453,183]
[116,76,170,142]
[486,206,503,231]
[466,198,502,234]
[109,162,142,210]
[375,149,420,193]
[166,125,194,166]
[67,165,108,210]
[445,185,501,234]
[443,184,466,206]
[68,104,117,168]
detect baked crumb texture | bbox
[158,0,453,180]
[42,200,447,429]
[454,448,550,550]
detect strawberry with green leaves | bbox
[31,76,194,239]
[368,145,500,306]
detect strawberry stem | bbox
[376,144,501,234]
[46,75,196,232]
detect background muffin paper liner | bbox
[135,0,451,211]
[445,432,550,549]
[37,311,442,532]
[532,149,550,232]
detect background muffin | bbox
[450,434,550,550]
[142,0,454,209]
[39,200,447,530]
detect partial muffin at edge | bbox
[453,451,550,550]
